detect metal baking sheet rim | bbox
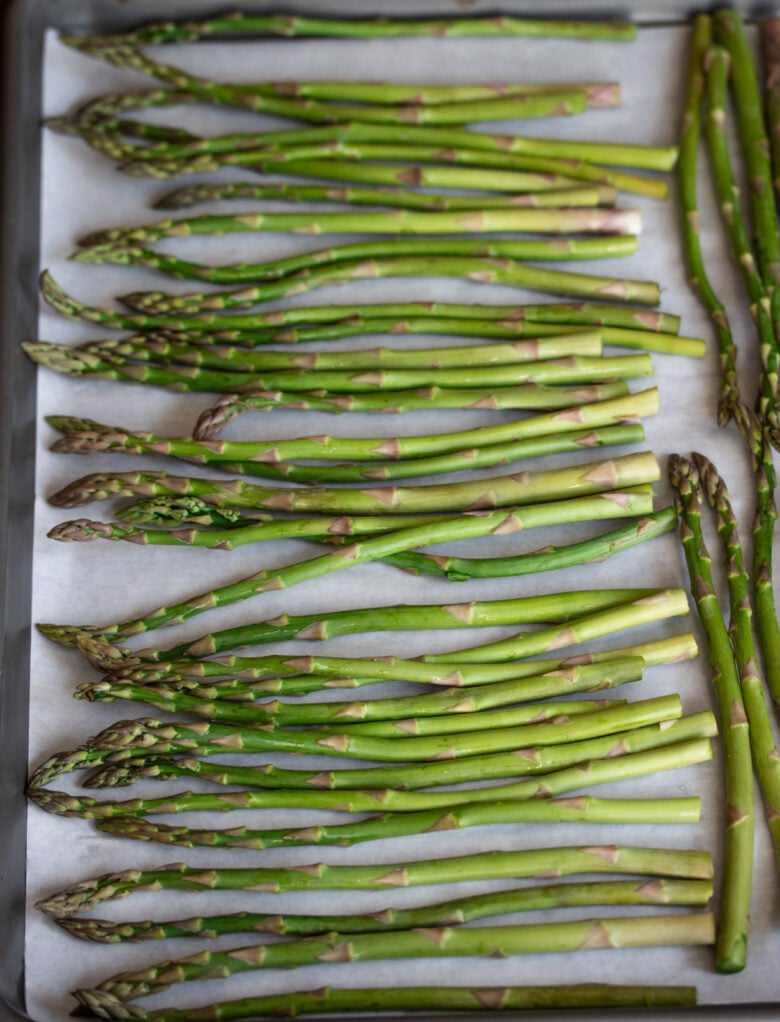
[0,0,778,1019]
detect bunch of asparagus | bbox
[25,11,722,1019]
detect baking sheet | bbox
[22,14,780,1020]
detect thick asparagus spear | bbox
[669,454,754,974]
[36,843,713,918]
[61,13,638,46]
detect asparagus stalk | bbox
[56,875,710,943]
[36,843,713,918]
[82,329,606,368]
[80,207,642,250]
[71,914,714,1015]
[694,453,780,871]
[117,258,659,314]
[678,14,742,426]
[98,796,703,853]
[28,735,713,821]
[47,450,659,513]
[59,983,699,1021]
[61,13,638,46]
[148,179,618,214]
[153,179,620,213]
[668,454,754,974]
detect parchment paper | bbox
[25,20,780,1021]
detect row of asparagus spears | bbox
[24,10,737,1019]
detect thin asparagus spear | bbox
[76,236,644,282]
[678,14,742,426]
[119,258,659,314]
[668,454,754,974]
[152,179,621,213]
[55,875,710,943]
[82,330,606,368]
[71,914,714,1014]
[150,179,618,214]
[36,843,713,918]
[28,735,713,821]
[61,13,638,46]
[98,796,702,852]
[80,207,642,250]
[694,453,780,871]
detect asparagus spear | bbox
[117,258,659,314]
[704,43,779,441]
[71,913,714,1014]
[82,329,606,367]
[36,843,713,918]
[56,875,710,943]
[97,796,703,853]
[59,983,699,1021]
[148,179,618,214]
[80,207,642,251]
[61,13,638,46]
[668,454,754,974]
